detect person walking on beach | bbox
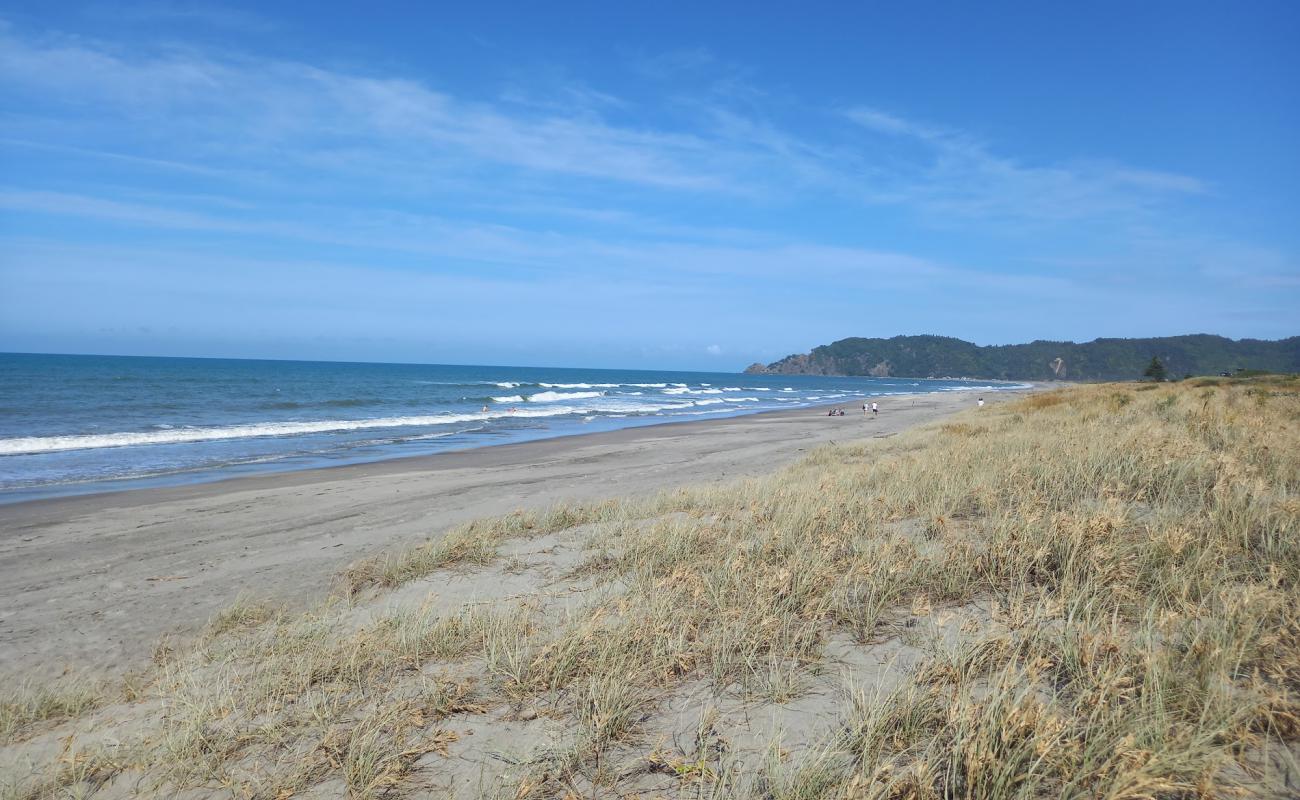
[863,402,868,416]
[977,397,985,408]
[871,402,879,417]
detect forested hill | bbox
[744,334,1300,381]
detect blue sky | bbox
[0,1,1296,370]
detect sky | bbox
[0,1,1297,370]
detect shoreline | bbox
[0,386,1030,511]
[0,388,1033,676]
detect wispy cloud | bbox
[0,24,1209,222]
[0,187,1058,292]
[843,105,1208,223]
[844,107,939,140]
[0,28,741,192]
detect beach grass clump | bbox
[0,739,128,800]
[0,679,104,745]
[135,599,492,796]
[3,378,1298,797]
[340,500,637,595]
[204,593,283,637]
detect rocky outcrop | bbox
[747,353,837,375]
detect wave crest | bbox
[0,407,580,455]
[528,390,603,402]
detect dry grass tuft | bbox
[1015,391,1068,411]
[0,680,104,745]
[339,501,630,596]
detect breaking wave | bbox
[0,407,581,456]
[528,390,604,402]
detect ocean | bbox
[0,353,1024,502]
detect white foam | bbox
[538,382,668,389]
[495,382,521,388]
[0,407,581,456]
[399,429,470,442]
[491,395,524,403]
[590,400,691,414]
[663,387,691,395]
[528,390,603,402]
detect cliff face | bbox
[745,334,1300,381]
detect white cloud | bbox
[0,28,738,192]
[0,24,1213,226]
[0,185,1091,297]
[844,107,934,139]
[843,105,1208,223]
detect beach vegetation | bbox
[0,679,104,745]
[2,378,1298,797]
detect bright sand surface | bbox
[0,389,1032,677]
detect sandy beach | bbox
[0,390,1024,678]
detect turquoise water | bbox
[0,353,1022,502]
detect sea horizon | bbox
[0,351,1025,504]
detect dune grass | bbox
[0,681,104,746]
[2,378,1298,798]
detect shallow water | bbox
[0,353,1022,501]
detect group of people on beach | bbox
[827,396,983,420]
[827,402,879,417]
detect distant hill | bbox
[744,334,1300,381]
